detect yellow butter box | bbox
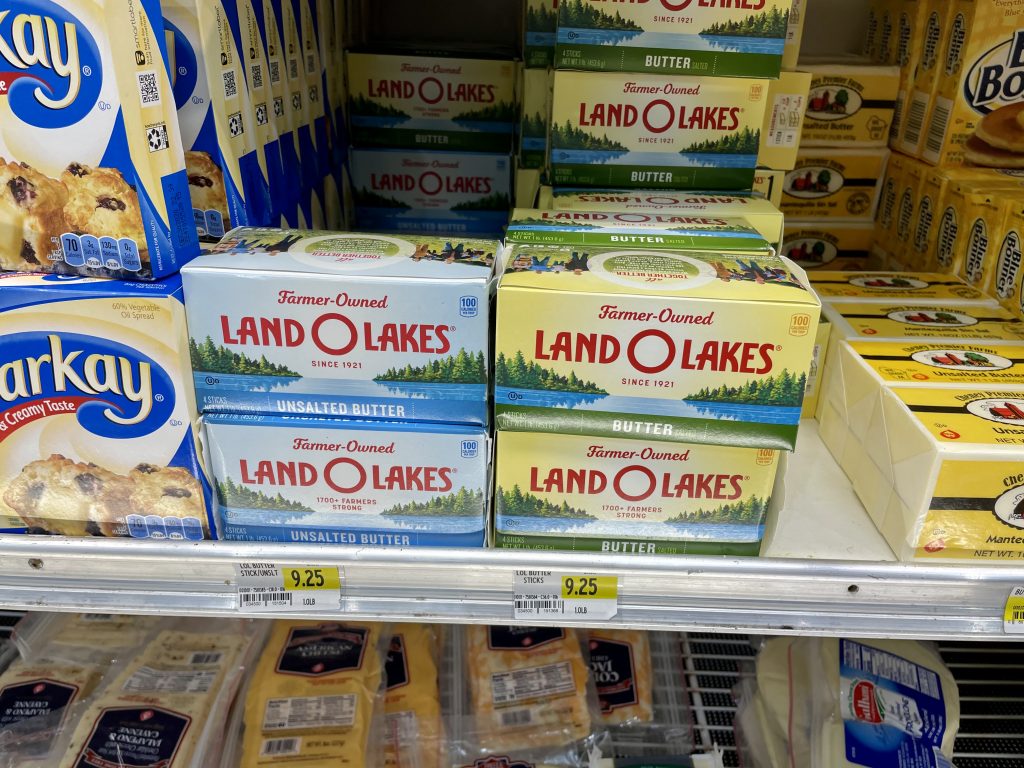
[923,0,1024,168]
[758,71,811,171]
[864,0,895,64]
[781,148,890,221]
[809,271,986,303]
[897,0,954,156]
[753,169,784,208]
[801,317,832,418]
[890,0,929,147]
[996,199,1024,315]
[782,221,874,271]
[948,181,1024,289]
[519,67,552,170]
[874,151,907,244]
[821,300,1024,343]
[493,431,779,556]
[800,60,900,147]
[925,167,1015,271]
[515,168,542,208]
[783,0,807,70]
[892,156,928,265]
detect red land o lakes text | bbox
[530,465,744,502]
[367,77,496,104]
[584,0,766,9]
[239,457,454,493]
[539,212,730,226]
[579,92,741,133]
[576,194,751,205]
[370,171,492,196]
[219,313,451,355]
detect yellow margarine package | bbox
[898,0,955,156]
[923,167,1010,271]
[758,71,811,171]
[809,271,986,303]
[781,148,890,221]
[384,625,443,768]
[241,621,386,767]
[874,150,906,245]
[753,169,785,208]
[821,300,1024,343]
[782,221,874,271]
[891,156,928,264]
[950,182,1024,289]
[996,199,1024,315]
[889,0,929,147]
[588,629,654,726]
[800,59,899,147]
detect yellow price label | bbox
[283,566,342,592]
[561,574,617,600]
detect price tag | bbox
[235,562,342,613]
[513,570,618,621]
[1004,585,1024,633]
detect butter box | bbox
[545,188,785,247]
[0,0,201,279]
[493,430,779,555]
[891,155,927,264]
[525,0,559,68]
[821,300,1024,343]
[515,167,542,208]
[783,0,806,69]
[752,168,784,208]
[549,71,768,191]
[923,0,1024,168]
[925,167,1011,271]
[874,150,905,244]
[554,0,791,78]
[890,0,929,147]
[519,68,553,170]
[897,0,954,156]
[346,53,518,153]
[782,221,874,270]
[181,227,494,425]
[995,199,1024,314]
[869,386,1024,562]
[800,60,900,147]
[0,274,213,539]
[348,149,511,237]
[801,317,832,418]
[946,181,1024,289]
[809,271,986,303]
[758,71,811,171]
[205,413,490,546]
[495,244,820,450]
[781,148,889,221]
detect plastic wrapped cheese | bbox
[588,629,653,727]
[384,624,444,768]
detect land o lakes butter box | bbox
[554,0,792,78]
[525,0,559,69]
[181,227,493,425]
[346,53,518,152]
[495,243,820,450]
[204,413,489,546]
[493,431,779,555]
[550,71,768,191]
[758,70,810,171]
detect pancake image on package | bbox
[967,106,1024,169]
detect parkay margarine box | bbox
[525,0,558,68]
[493,431,779,555]
[349,148,511,236]
[204,413,489,546]
[0,0,200,279]
[549,71,768,191]
[181,227,493,425]
[495,243,820,451]
[781,148,889,221]
[758,71,811,171]
[554,0,791,78]
[346,53,517,153]
[781,221,874,270]
[821,300,1024,343]
[0,274,213,539]
[809,271,986,303]
[799,60,899,147]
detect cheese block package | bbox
[549,71,768,191]
[554,0,791,78]
[781,148,890,221]
[204,413,490,547]
[758,71,811,171]
[799,59,899,147]
[782,221,874,271]
[241,620,388,768]
[384,624,444,768]
[181,227,493,426]
[808,271,986,303]
[0,275,215,540]
[495,240,820,451]
[13,613,162,666]
[0,0,201,279]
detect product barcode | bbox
[136,71,160,106]
[890,95,904,141]
[306,53,315,74]
[289,58,299,79]
[1013,608,1024,621]
[500,709,533,727]
[270,59,281,84]
[514,599,562,613]
[924,100,952,157]
[251,63,264,90]
[223,69,238,98]
[902,96,926,147]
[261,738,300,756]
[190,652,223,665]
[241,591,292,606]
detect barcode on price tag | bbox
[513,571,618,621]
[235,563,342,613]
[1003,585,1024,633]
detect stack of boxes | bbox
[516,1,557,208]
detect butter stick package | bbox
[0,0,201,279]
[944,180,1024,287]
[889,0,929,147]
[781,148,889,221]
[519,68,552,170]
[495,241,820,450]
[809,271,986,303]
[384,625,444,768]
[758,71,811,171]
[554,0,791,78]
[752,168,784,208]
[204,413,490,547]
[821,300,1024,344]
[994,198,1024,315]
[799,59,900,147]
[182,228,493,424]
[873,150,905,245]
[550,71,768,191]
[783,0,806,69]
[890,154,927,265]
[898,0,954,156]
[924,167,1010,271]
[525,0,558,69]
[494,431,779,556]
[782,221,874,271]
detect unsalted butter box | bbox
[781,148,890,221]
[782,221,874,271]
[809,271,987,303]
[821,300,1024,343]
[495,242,820,451]
[799,59,899,147]
[181,227,493,425]
[493,430,779,556]
[205,413,490,546]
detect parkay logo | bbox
[965,30,1024,112]
[238,456,455,494]
[365,76,495,105]
[369,170,492,197]
[0,2,103,127]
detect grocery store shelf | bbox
[0,422,1022,640]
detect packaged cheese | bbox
[897,0,954,156]
[800,60,900,147]
[752,168,784,208]
[348,148,512,236]
[549,71,768,191]
[384,625,443,768]
[519,68,552,170]
[554,0,791,78]
[241,620,387,768]
[181,227,493,425]
[0,275,213,539]
[204,413,490,547]
[14,613,162,666]
[494,431,779,556]
[758,71,811,171]
[781,148,889,221]
[808,271,986,303]
[782,221,874,270]
[588,630,652,727]
[495,241,820,451]
[525,0,558,69]
[0,0,201,279]
[821,300,1024,344]
[346,53,517,153]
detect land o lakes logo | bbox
[910,349,1013,371]
[887,309,979,327]
[994,484,1024,530]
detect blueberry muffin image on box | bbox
[61,163,148,260]
[185,151,230,239]
[123,462,206,537]
[0,158,70,272]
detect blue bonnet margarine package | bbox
[0,273,214,539]
[204,413,490,546]
[0,0,200,279]
[181,227,494,425]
